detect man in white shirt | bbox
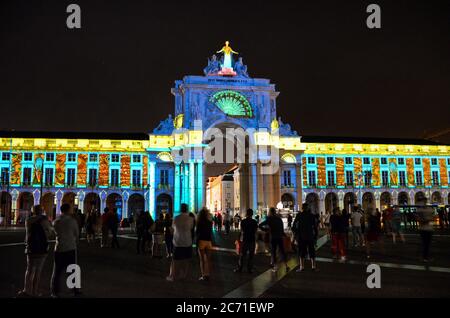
[167,203,194,282]
[351,209,364,247]
[50,203,79,297]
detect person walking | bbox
[217,213,223,232]
[164,213,174,258]
[287,213,293,230]
[293,204,318,272]
[109,208,120,249]
[350,209,364,247]
[136,211,153,254]
[85,209,97,244]
[366,207,383,259]
[50,203,80,298]
[18,205,54,297]
[233,213,241,231]
[152,213,165,258]
[330,207,346,260]
[166,203,195,282]
[234,208,258,273]
[391,206,405,244]
[101,207,110,248]
[259,207,290,272]
[196,208,214,281]
[416,195,434,262]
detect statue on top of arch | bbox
[277,116,298,136]
[153,114,174,135]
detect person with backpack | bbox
[292,204,318,272]
[50,203,80,298]
[234,208,258,273]
[259,207,290,272]
[109,208,120,249]
[18,205,54,297]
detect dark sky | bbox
[1,0,449,143]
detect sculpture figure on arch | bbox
[234,57,249,78]
[153,114,174,135]
[203,54,221,76]
[277,117,298,136]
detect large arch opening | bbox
[0,191,12,225]
[362,192,374,212]
[431,191,442,205]
[84,192,100,214]
[106,193,123,219]
[281,193,295,211]
[18,192,34,224]
[305,193,319,214]
[128,193,145,219]
[325,192,337,213]
[156,193,173,217]
[42,192,55,221]
[414,191,425,204]
[398,191,409,205]
[380,192,391,210]
[343,192,356,213]
[62,192,76,209]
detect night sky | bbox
[1,0,449,143]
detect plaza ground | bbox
[1,227,450,298]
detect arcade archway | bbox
[431,191,442,204]
[325,192,337,213]
[281,193,295,211]
[305,193,319,214]
[0,191,12,225]
[41,192,55,220]
[380,192,391,210]
[414,191,425,204]
[362,192,374,211]
[343,192,356,212]
[128,193,145,219]
[398,191,409,205]
[84,192,100,214]
[156,193,173,217]
[62,192,76,207]
[106,193,123,219]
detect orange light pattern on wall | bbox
[33,153,44,184]
[354,157,362,186]
[55,154,66,186]
[317,157,326,187]
[406,158,415,186]
[77,154,87,186]
[143,155,148,187]
[336,157,344,186]
[302,157,307,186]
[439,158,448,186]
[423,158,431,186]
[371,158,380,187]
[10,153,22,185]
[389,158,398,186]
[99,154,109,186]
[121,154,130,187]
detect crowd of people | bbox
[17,192,440,297]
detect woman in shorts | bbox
[196,208,214,281]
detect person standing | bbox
[350,209,364,247]
[136,211,153,254]
[164,213,174,258]
[50,203,80,298]
[416,195,434,262]
[234,208,258,273]
[293,204,318,272]
[217,213,223,232]
[330,207,346,260]
[166,203,194,282]
[287,213,293,230]
[109,208,120,249]
[18,205,54,297]
[152,213,165,258]
[391,206,405,244]
[101,207,110,248]
[234,213,241,231]
[196,208,214,281]
[366,208,383,259]
[85,209,97,244]
[259,207,290,272]
[224,211,231,235]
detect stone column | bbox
[149,161,156,217]
[248,163,258,211]
[196,161,204,212]
[295,163,302,211]
[100,190,107,214]
[33,189,40,206]
[257,161,264,211]
[374,191,381,211]
[174,163,181,215]
[55,190,63,216]
[273,169,281,207]
[319,198,326,215]
[338,191,344,210]
[122,191,129,220]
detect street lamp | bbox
[35,157,44,204]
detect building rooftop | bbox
[0,131,446,146]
